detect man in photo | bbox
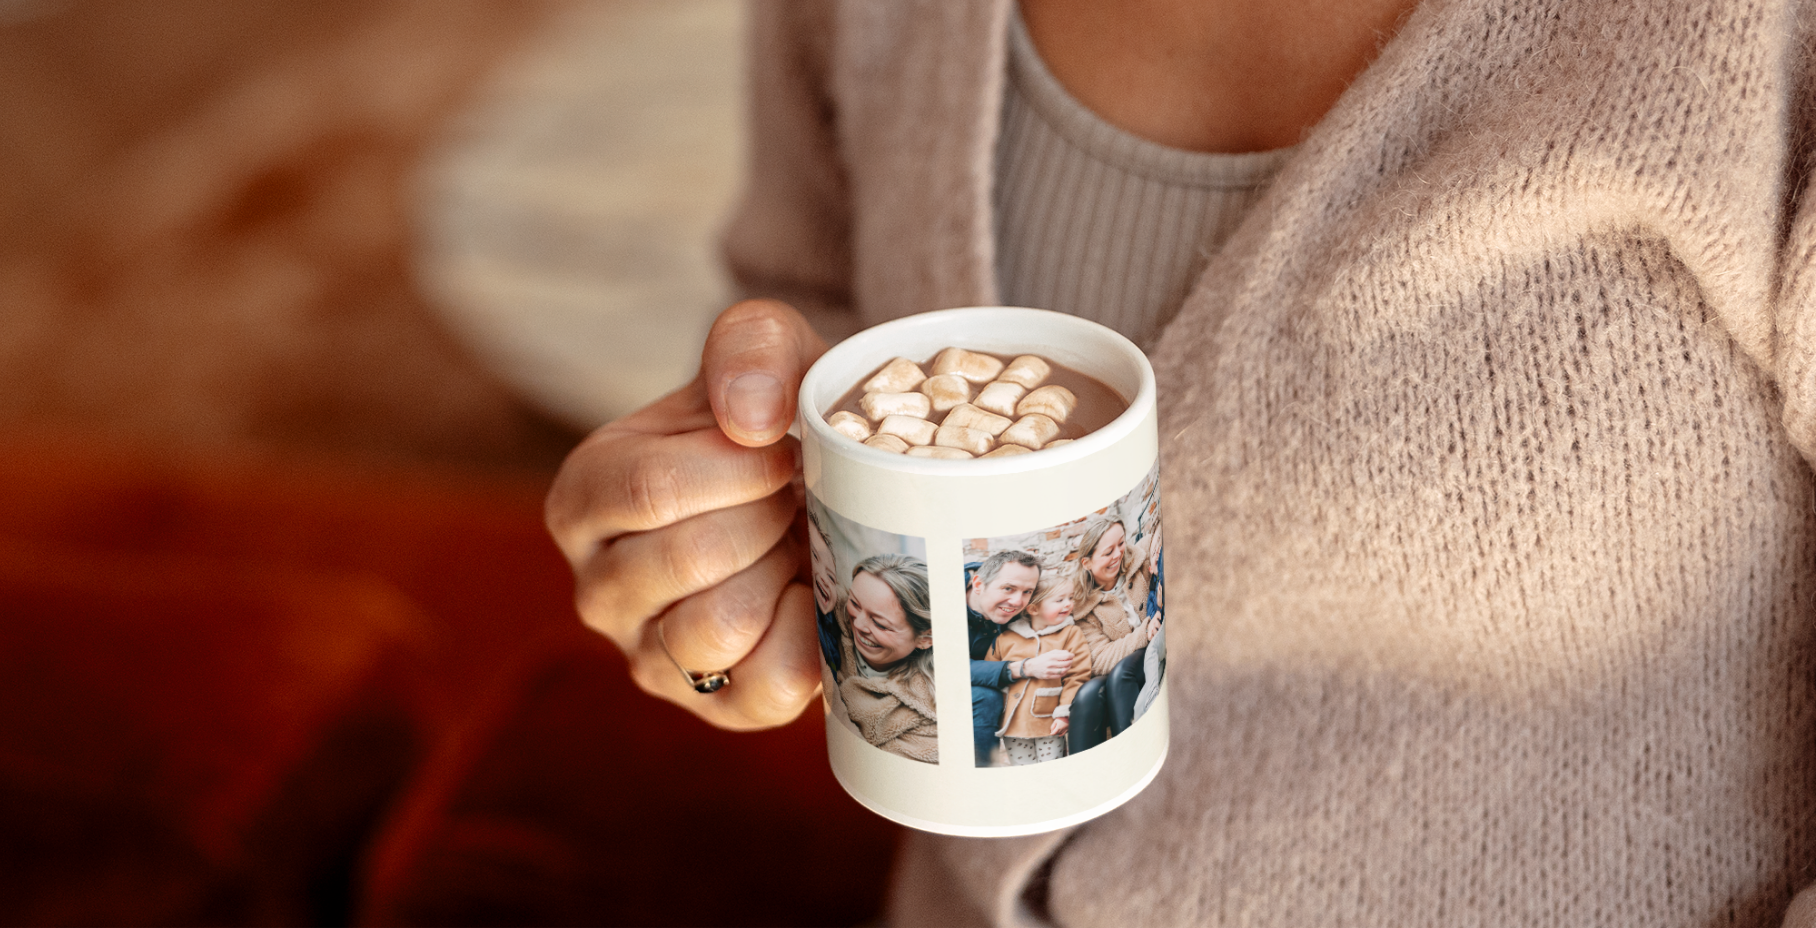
[966,549,1071,765]
[805,507,843,679]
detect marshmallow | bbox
[1016,385,1077,424]
[1001,413,1061,450]
[930,347,1005,383]
[934,424,995,456]
[944,403,1012,436]
[827,411,872,442]
[1044,439,1074,449]
[861,391,932,421]
[906,445,973,459]
[863,357,928,393]
[919,373,973,413]
[975,381,1026,418]
[863,433,910,454]
[878,414,938,446]
[981,443,1032,458]
[997,355,1051,389]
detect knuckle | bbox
[573,583,630,647]
[544,470,591,552]
[716,299,791,339]
[711,302,797,364]
[571,559,647,651]
[546,431,641,553]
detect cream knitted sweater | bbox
[723,0,1816,924]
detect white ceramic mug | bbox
[798,306,1167,837]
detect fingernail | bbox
[726,373,783,434]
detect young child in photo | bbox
[985,565,1094,765]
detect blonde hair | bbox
[850,553,935,679]
[1073,515,1127,599]
[1029,566,1076,615]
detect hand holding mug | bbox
[544,300,827,731]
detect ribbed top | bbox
[992,10,1292,347]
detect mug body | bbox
[799,307,1168,837]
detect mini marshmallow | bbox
[861,391,932,421]
[919,373,973,413]
[863,357,928,393]
[934,424,994,456]
[997,355,1051,389]
[905,445,973,459]
[864,433,910,454]
[827,411,872,442]
[930,347,1005,383]
[975,381,1026,418]
[981,443,1032,458]
[944,403,1012,436]
[1016,385,1078,424]
[1001,413,1061,450]
[878,414,938,446]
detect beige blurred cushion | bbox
[414,0,744,429]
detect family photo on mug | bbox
[967,463,1163,768]
[806,495,939,765]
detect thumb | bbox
[701,299,829,447]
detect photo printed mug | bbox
[798,306,1168,837]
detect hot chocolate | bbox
[826,348,1127,459]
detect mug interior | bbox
[801,306,1152,463]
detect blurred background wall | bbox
[0,2,898,924]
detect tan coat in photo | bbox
[984,616,1093,739]
[1073,536,1153,676]
[835,629,939,764]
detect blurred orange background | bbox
[0,2,897,924]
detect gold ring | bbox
[657,621,731,694]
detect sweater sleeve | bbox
[1077,603,1147,677]
[719,0,863,343]
[977,636,1011,688]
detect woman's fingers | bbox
[714,583,822,728]
[657,536,799,671]
[574,488,799,649]
[545,298,828,732]
[546,427,797,564]
[702,299,828,447]
[626,578,823,731]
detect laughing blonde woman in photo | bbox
[834,553,938,764]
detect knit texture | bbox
[726,0,1816,924]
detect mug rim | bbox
[797,306,1157,475]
